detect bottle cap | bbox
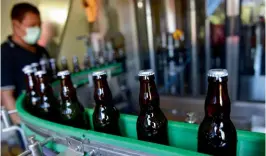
[57,70,70,77]
[34,70,46,77]
[207,69,228,78]
[73,56,78,62]
[92,71,106,77]
[49,58,55,63]
[138,69,155,76]
[31,62,39,67]
[22,65,33,74]
[39,59,47,65]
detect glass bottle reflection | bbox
[22,65,40,115]
[92,71,120,135]
[137,69,169,145]
[198,69,237,156]
[57,70,90,129]
[34,71,59,122]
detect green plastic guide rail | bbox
[16,63,265,156]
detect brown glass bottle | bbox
[49,58,58,80]
[72,56,81,73]
[92,71,120,135]
[137,70,169,145]
[57,71,90,129]
[34,71,59,122]
[198,69,237,156]
[22,65,40,115]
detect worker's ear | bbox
[12,19,19,28]
[12,19,26,37]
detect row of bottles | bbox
[22,65,120,135]
[155,32,187,95]
[30,58,58,82]
[76,36,127,72]
[137,69,237,155]
[23,66,237,155]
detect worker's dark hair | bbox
[11,3,40,22]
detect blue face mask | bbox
[23,26,41,45]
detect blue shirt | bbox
[1,36,49,97]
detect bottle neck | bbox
[139,78,160,110]
[25,73,36,92]
[93,77,113,105]
[205,79,231,119]
[60,75,78,101]
[36,75,53,95]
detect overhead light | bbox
[137,1,143,9]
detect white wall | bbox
[58,0,89,69]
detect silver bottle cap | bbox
[57,70,70,77]
[34,70,46,77]
[31,62,39,67]
[207,69,228,78]
[22,65,33,74]
[39,59,47,65]
[138,69,155,77]
[49,58,55,63]
[92,71,107,77]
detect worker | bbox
[1,3,49,124]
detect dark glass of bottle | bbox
[31,62,40,73]
[72,56,81,73]
[34,71,59,122]
[57,70,90,129]
[137,69,169,145]
[22,65,40,115]
[92,71,120,135]
[61,56,69,71]
[198,69,237,156]
[49,58,58,81]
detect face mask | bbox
[22,26,41,45]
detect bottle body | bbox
[198,117,237,155]
[92,71,120,135]
[22,66,40,115]
[137,106,168,145]
[137,70,169,145]
[58,71,90,129]
[35,71,59,122]
[93,104,120,135]
[198,69,237,155]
